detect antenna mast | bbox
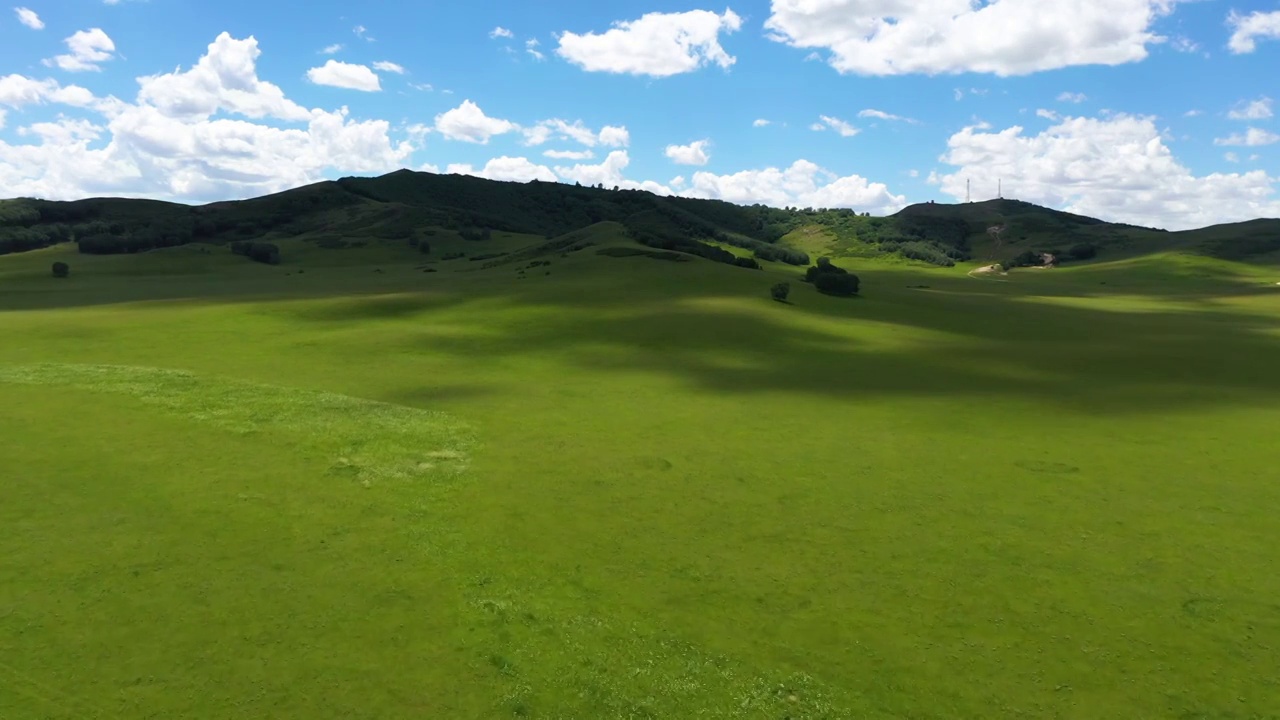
[998,179,1002,199]
[966,179,971,204]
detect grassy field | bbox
[3,232,1280,718]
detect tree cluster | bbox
[804,257,860,296]
[230,241,281,265]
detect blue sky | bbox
[2,0,1279,229]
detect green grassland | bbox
[3,185,1280,718]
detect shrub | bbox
[753,245,810,265]
[733,256,762,270]
[52,261,69,278]
[418,240,431,254]
[771,282,790,302]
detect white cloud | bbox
[447,156,556,183]
[526,38,545,61]
[409,82,433,92]
[434,151,906,214]
[137,33,310,120]
[522,119,629,148]
[937,113,1280,230]
[1,74,100,109]
[1228,97,1273,121]
[353,25,374,42]
[598,125,629,147]
[321,43,343,55]
[1183,109,1202,117]
[372,61,406,74]
[306,60,382,92]
[556,9,742,77]
[665,139,711,166]
[1214,128,1280,147]
[15,7,43,29]
[543,149,595,160]
[1058,91,1088,103]
[753,118,771,127]
[434,99,519,143]
[490,27,514,39]
[0,34,414,203]
[1228,10,1280,54]
[682,160,907,213]
[765,0,1177,76]
[815,114,859,137]
[1036,108,1060,120]
[858,108,917,123]
[553,150,672,193]
[1225,152,1240,163]
[44,28,116,72]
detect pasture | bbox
[2,235,1279,718]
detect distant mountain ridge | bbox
[2,171,1277,265]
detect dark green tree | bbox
[771,282,790,302]
[52,261,70,278]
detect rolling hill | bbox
[2,171,1278,268]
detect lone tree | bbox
[771,282,791,302]
[51,262,70,278]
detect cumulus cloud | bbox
[682,160,907,213]
[753,118,771,127]
[433,99,519,143]
[1058,91,1088,103]
[1,33,413,203]
[321,43,344,55]
[1036,108,1060,120]
[306,60,382,91]
[813,115,859,136]
[1228,10,1280,54]
[598,125,630,147]
[557,8,742,77]
[665,139,712,166]
[372,61,406,74]
[490,26,515,39]
[937,113,1280,229]
[1214,128,1280,147]
[137,34,309,120]
[1,74,100,109]
[1228,97,1273,121]
[526,38,545,60]
[44,28,116,72]
[15,7,43,29]
[765,0,1177,76]
[447,156,556,183]
[552,150,674,193]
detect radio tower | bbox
[998,179,1003,199]
[966,179,971,203]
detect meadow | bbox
[2,228,1280,719]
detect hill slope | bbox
[3,173,1277,267]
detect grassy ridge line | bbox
[0,363,473,484]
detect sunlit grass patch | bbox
[0,363,473,484]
